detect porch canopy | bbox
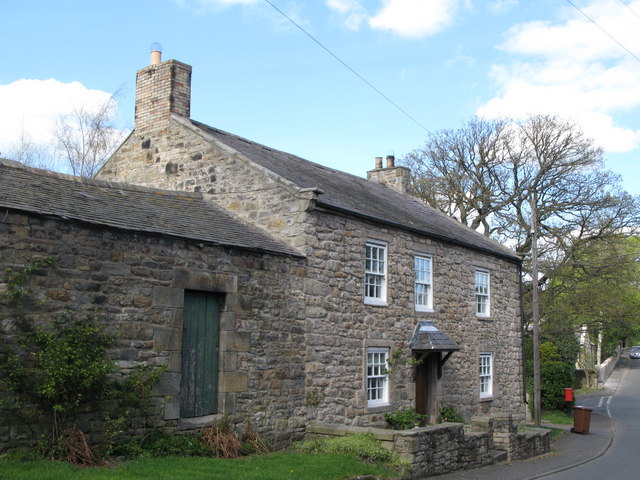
[409,321,461,378]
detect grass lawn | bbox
[0,451,401,480]
[541,410,573,426]
[539,409,573,441]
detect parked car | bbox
[629,346,640,359]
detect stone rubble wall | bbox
[307,417,550,479]
[97,118,313,255]
[0,210,307,451]
[304,209,526,426]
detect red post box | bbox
[564,387,574,402]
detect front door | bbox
[415,352,439,423]
[180,290,220,418]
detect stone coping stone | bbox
[307,422,465,442]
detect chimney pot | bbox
[386,155,395,168]
[375,156,383,169]
[150,42,163,65]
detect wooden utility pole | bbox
[530,196,541,427]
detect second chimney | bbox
[367,154,411,195]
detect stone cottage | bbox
[95,50,527,432]
[0,159,306,449]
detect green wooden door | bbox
[180,291,220,418]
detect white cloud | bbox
[368,0,459,38]
[478,0,640,153]
[326,0,459,38]
[326,0,361,14]
[488,0,517,14]
[0,79,113,157]
[325,0,367,30]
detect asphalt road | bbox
[540,355,640,479]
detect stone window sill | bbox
[365,299,388,307]
[365,404,392,414]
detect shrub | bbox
[439,404,464,423]
[540,361,575,410]
[141,432,210,458]
[295,433,396,464]
[384,407,425,430]
[0,258,163,462]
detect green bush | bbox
[439,404,464,423]
[111,431,212,459]
[540,361,575,410]
[384,407,425,430]
[141,432,211,458]
[0,258,163,461]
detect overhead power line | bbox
[565,0,640,64]
[615,0,640,21]
[262,0,429,133]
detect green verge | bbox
[0,451,401,480]
[541,409,573,426]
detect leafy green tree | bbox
[542,235,640,358]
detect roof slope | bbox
[189,120,521,263]
[0,160,300,257]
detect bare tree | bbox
[402,114,639,258]
[403,117,513,236]
[5,123,52,169]
[53,94,126,178]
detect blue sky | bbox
[1,0,639,194]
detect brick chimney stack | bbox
[367,154,411,195]
[135,44,192,132]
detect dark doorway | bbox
[415,352,440,423]
[180,290,221,417]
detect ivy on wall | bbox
[0,257,162,462]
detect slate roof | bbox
[0,159,301,257]
[409,321,461,352]
[186,118,521,263]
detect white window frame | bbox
[475,269,490,317]
[366,347,389,407]
[479,352,493,398]
[414,255,433,312]
[364,241,387,305]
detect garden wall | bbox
[307,415,550,478]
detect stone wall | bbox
[0,209,306,451]
[307,418,550,479]
[597,346,621,384]
[303,208,526,426]
[97,118,314,254]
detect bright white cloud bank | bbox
[326,0,459,38]
[0,78,113,157]
[478,0,640,153]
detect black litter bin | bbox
[573,406,593,434]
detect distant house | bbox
[0,51,526,450]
